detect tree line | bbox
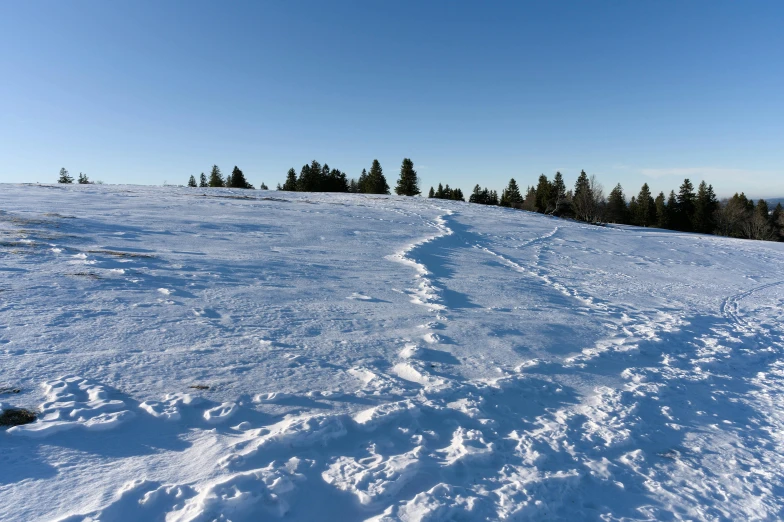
[276,158,421,196]
[490,170,783,242]
[59,163,783,241]
[185,165,268,190]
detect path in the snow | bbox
[1,184,783,521]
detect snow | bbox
[1,183,784,521]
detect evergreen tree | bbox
[429,186,435,198]
[452,188,464,201]
[78,172,90,184]
[208,165,224,187]
[534,174,551,213]
[489,189,499,205]
[756,199,770,220]
[297,161,322,192]
[499,189,509,207]
[58,168,73,184]
[606,183,628,224]
[504,178,523,208]
[395,158,420,196]
[436,183,444,198]
[675,178,697,231]
[572,170,594,222]
[227,166,253,188]
[260,182,268,190]
[364,160,389,194]
[187,175,197,187]
[549,172,567,215]
[326,168,349,192]
[357,169,369,193]
[628,196,639,225]
[693,181,718,234]
[635,183,656,227]
[199,173,208,187]
[655,192,667,228]
[468,184,481,203]
[348,178,359,193]
[666,191,678,229]
[282,168,298,191]
[771,203,784,241]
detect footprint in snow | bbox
[7,376,134,438]
[203,402,238,424]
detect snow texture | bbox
[1,183,783,521]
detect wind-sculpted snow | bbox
[1,184,784,521]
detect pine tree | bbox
[469,185,481,204]
[282,168,298,191]
[187,175,197,187]
[635,183,656,227]
[199,173,208,187]
[676,178,696,231]
[771,203,784,241]
[504,178,523,208]
[357,169,369,193]
[693,181,718,234]
[260,182,268,190]
[549,172,567,215]
[666,190,678,230]
[228,166,253,189]
[78,172,90,184]
[429,186,435,198]
[363,160,389,195]
[655,192,667,228]
[534,174,551,213]
[296,161,322,192]
[756,199,770,221]
[348,179,359,193]
[58,168,73,184]
[572,170,594,222]
[326,168,349,192]
[436,183,444,198]
[394,158,420,196]
[606,183,628,224]
[208,165,224,187]
[628,196,639,225]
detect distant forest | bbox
[53,161,784,243]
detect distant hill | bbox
[764,197,784,207]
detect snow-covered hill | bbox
[1,184,783,521]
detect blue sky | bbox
[1,1,782,198]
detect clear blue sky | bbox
[1,1,782,198]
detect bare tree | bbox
[713,198,745,236]
[741,212,776,241]
[589,175,606,222]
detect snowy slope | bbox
[1,183,783,521]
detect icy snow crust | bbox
[1,184,784,521]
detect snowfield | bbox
[1,183,783,521]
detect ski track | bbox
[1,185,784,521]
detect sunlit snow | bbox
[1,183,783,521]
